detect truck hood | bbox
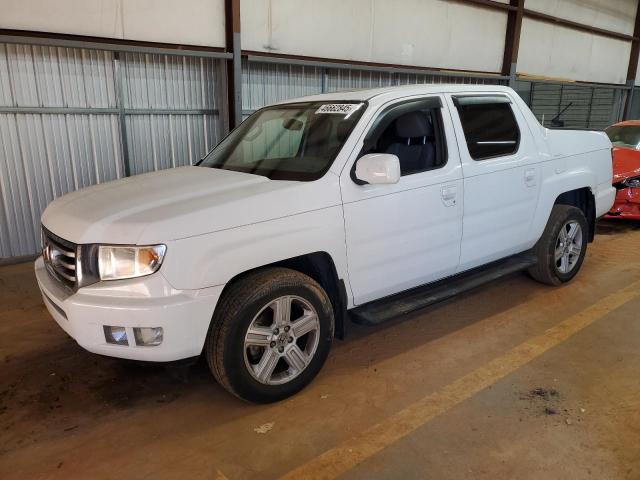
[612,146,640,183]
[41,166,339,244]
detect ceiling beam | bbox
[524,8,635,42]
[450,0,637,42]
[449,0,515,12]
[0,29,230,58]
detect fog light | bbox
[134,327,163,346]
[104,326,128,346]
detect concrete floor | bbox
[1,220,639,480]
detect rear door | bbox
[340,96,464,305]
[445,93,541,272]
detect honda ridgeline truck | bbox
[36,85,615,402]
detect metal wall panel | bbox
[122,53,221,110]
[242,60,323,118]
[0,43,627,261]
[0,112,123,258]
[326,69,395,91]
[628,87,640,120]
[0,43,117,108]
[395,72,506,86]
[242,58,508,117]
[126,114,219,175]
[590,88,624,129]
[521,81,624,130]
[121,53,226,174]
[0,43,123,258]
[0,42,226,259]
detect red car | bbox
[605,120,640,219]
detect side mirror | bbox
[355,153,401,185]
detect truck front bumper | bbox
[35,256,223,362]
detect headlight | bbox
[98,245,166,281]
[622,176,640,188]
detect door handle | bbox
[441,185,457,207]
[524,168,536,187]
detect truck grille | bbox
[42,228,78,289]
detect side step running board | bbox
[350,252,538,326]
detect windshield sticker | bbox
[316,104,362,115]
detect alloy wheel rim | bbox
[555,220,583,274]
[243,295,320,386]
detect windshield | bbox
[199,101,365,181]
[605,125,640,150]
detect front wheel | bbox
[528,205,588,286]
[205,268,334,403]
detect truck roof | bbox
[276,83,515,105]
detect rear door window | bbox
[453,96,520,160]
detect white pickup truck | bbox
[36,85,615,402]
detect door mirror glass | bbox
[355,153,401,185]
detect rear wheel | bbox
[528,205,588,286]
[205,268,334,403]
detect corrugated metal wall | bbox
[514,80,626,130]
[0,43,123,258]
[121,52,226,175]
[241,59,508,118]
[242,61,324,119]
[628,87,640,120]
[0,42,226,259]
[0,46,629,261]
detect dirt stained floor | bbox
[1,219,639,479]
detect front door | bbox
[340,96,464,305]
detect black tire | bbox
[205,267,334,403]
[528,205,589,286]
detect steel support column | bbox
[501,0,525,88]
[624,2,640,119]
[225,0,242,129]
[626,83,636,120]
[114,52,131,177]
